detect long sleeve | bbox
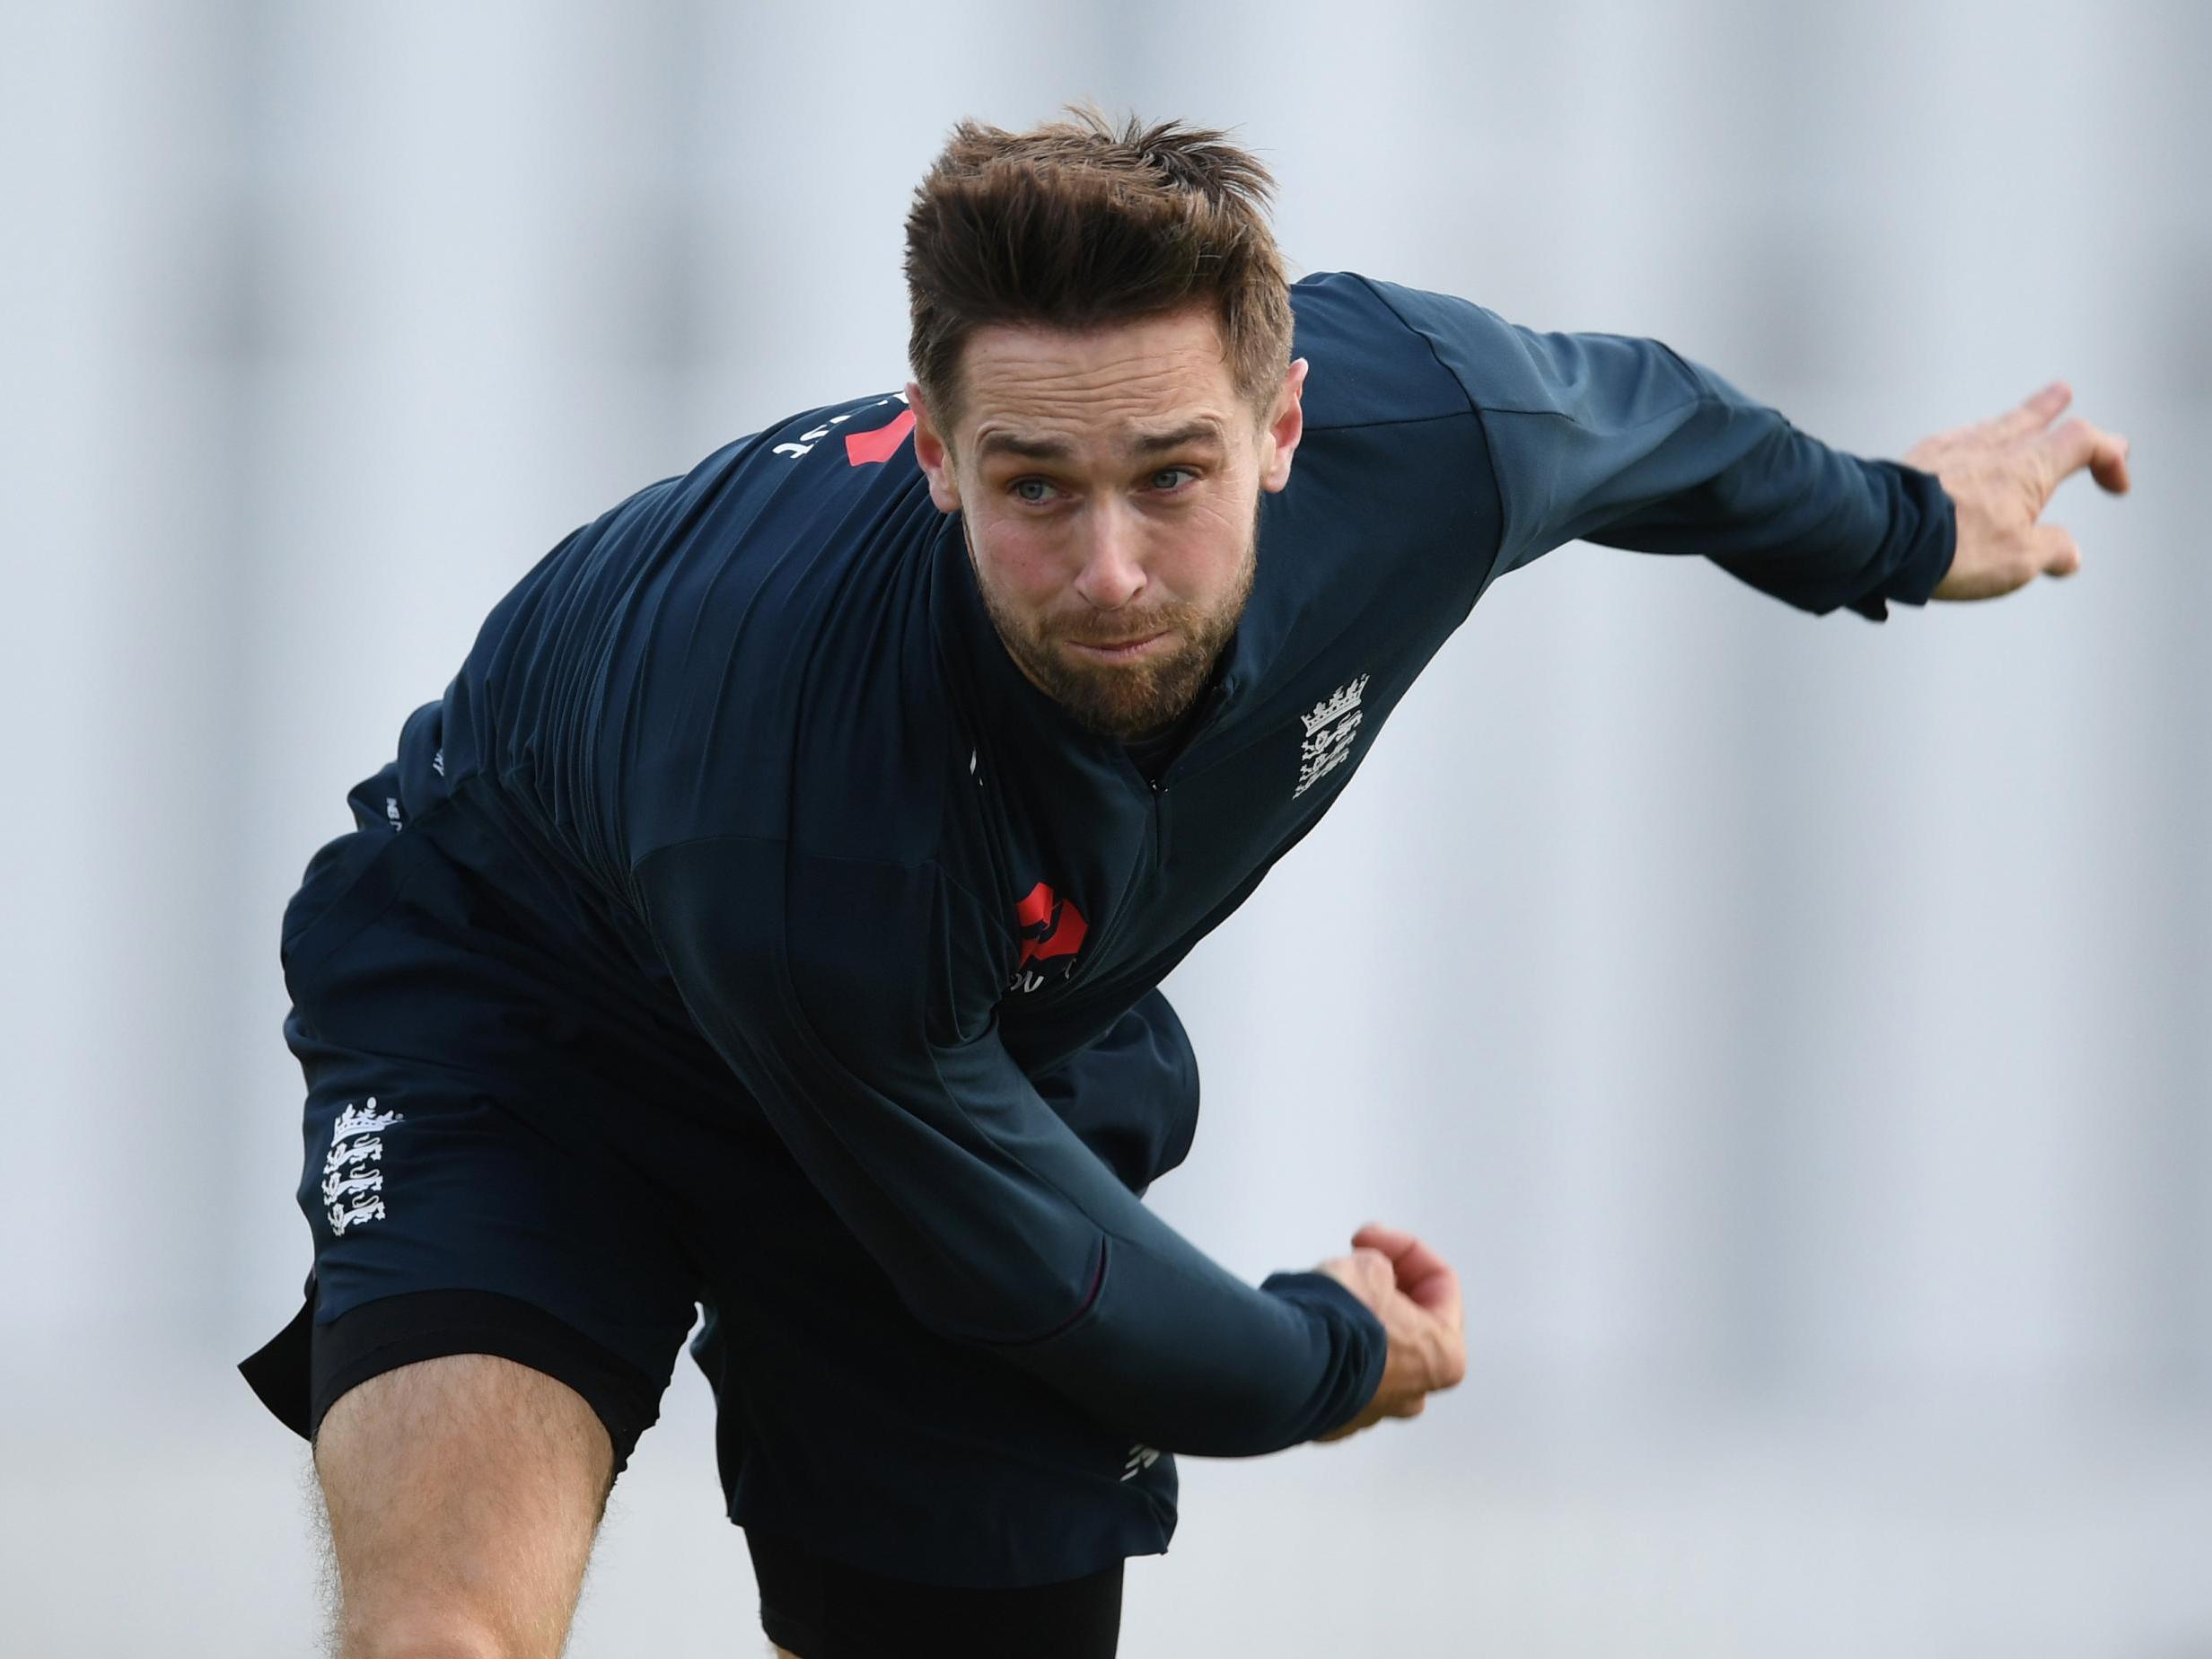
[630,834,1387,1457]
[1358,276,1957,621]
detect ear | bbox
[908,381,961,512]
[1258,357,1308,494]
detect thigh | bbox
[317,1352,611,1659]
[746,1526,1124,1659]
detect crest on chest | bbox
[1295,671,1369,799]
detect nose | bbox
[1071,498,1146,612]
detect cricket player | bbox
[239,106,2131,1658]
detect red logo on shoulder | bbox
[844,408,916,466]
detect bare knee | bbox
[316,1353,615,1659]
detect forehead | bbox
[956,307,1240,461]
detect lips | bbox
[1066,629,1167,650]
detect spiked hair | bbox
[904,103,1294,431]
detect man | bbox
[239,106,2130,1658]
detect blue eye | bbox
[1152,467,1197,491]
[1012,478,1054,504]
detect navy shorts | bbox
[746,1527,1123,1657]
[240,767,1198,1604]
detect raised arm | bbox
[1362,276,1962,620]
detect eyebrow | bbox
[975,418,1226,464]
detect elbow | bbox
[908,1233,1109,1349]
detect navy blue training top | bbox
[357,271,1955,1457]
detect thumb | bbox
[2032,522,2083,578]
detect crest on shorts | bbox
[322,1096,405,1236]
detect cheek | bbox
[1154,501,1251,592]
[972,514,1070,608]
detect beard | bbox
[965,505,1259,743]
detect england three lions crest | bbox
[322,1096,405,1236]
[1295,672,1369,799]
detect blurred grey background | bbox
[4,0,2206,1653]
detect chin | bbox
[1024,631,1219,742]
[1091,685,1199,742]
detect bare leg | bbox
[314,1353,615,1658]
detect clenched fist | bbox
[1309,1222,1467,1444]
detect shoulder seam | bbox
[1347,272,1514,583]
[1301,408,1479,436]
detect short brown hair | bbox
[903,105,1293,433]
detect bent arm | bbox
[632,836,1386,1456]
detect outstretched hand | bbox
[1906,382,2132,601]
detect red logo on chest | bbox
[1012,882,1087,989]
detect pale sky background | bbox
[4,2,2207,1653]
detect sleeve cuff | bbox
[1259,1268,1390,1434]
[1846,461,1957,623]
